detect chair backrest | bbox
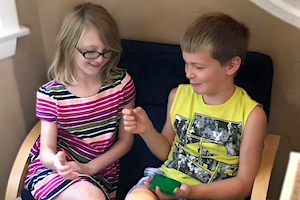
[117,39,274,200]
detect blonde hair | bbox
[181,12,250,66]
[48,3,123,85]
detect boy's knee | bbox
[125,187,157,200]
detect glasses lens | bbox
[103,51,117,58]
[85,52,100,59]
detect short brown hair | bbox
[181,13,250,66]
[48,3,123,85]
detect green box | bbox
[149,173,181,196]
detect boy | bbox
[122,12,267,200]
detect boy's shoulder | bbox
[236,86,258,103]
[177,84,193,91]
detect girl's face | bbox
[74,29,110,81]
[183,50,231,96]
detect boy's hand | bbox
[122,106,152,134]
[145,177,191,199]
[53,151,79,180]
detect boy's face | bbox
[183,50,231,96]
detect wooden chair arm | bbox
[251,134,280,200]
[4,123,279,200]
[279,151,300,199]
[5,121,41,200]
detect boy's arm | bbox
[122,88,177,161]
[141,87,177,160]
[155,105,267,200]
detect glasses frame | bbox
[76,47,118,59]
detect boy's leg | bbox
[125,167,164,200]
[53,180,106,200]
[125,186,157,200]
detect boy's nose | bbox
[185,65,194,79]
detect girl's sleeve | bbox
[122,72,136,106]
[36,86,58,122]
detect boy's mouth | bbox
[191,83,202,87]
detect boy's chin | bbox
[191,88,204,95]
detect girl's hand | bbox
[53,151,79,180]
[68,160,92,175]
[145,177,191,200]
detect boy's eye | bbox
[195,66,203,70]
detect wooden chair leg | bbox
[5,121,41,200]
[251,134,280,200]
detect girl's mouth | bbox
[89,63,100,68]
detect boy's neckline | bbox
[197,85,238,109]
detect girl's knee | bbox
[54,181,106,200]
[85,191,106,200]
[77,182,106,200]
[125,187,157,200]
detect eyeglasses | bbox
[76,47,118,59]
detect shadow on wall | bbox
[268,87,299,199]
[13,0,48,131]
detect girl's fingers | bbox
[56,151,67,165]
[57,164,71,173]
[59,168,79,180]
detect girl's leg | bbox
[125,186,158,200]
[54,180,106,200]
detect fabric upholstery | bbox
[117,39,273,200]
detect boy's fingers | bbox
[155,186,166,198]
[124,126,137,132]
[122,114,136,121]
[123,119,136,126]
[133,106,145,116]
[122,108,133,115]
[144,179,150,187]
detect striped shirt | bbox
[25,72,135,200]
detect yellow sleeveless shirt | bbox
[160,84,259,185]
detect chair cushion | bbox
[116,39,273,200]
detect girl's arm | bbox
[153,105,267,200]
[81,98,136,175]
[40,120,78,179]
[39,119,58,169]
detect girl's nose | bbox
[95,54,105,63]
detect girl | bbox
[24,3,135,200]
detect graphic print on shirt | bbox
[166,113,242,183]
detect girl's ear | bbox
[226,56,241,75]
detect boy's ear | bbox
[226,56,241,75]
